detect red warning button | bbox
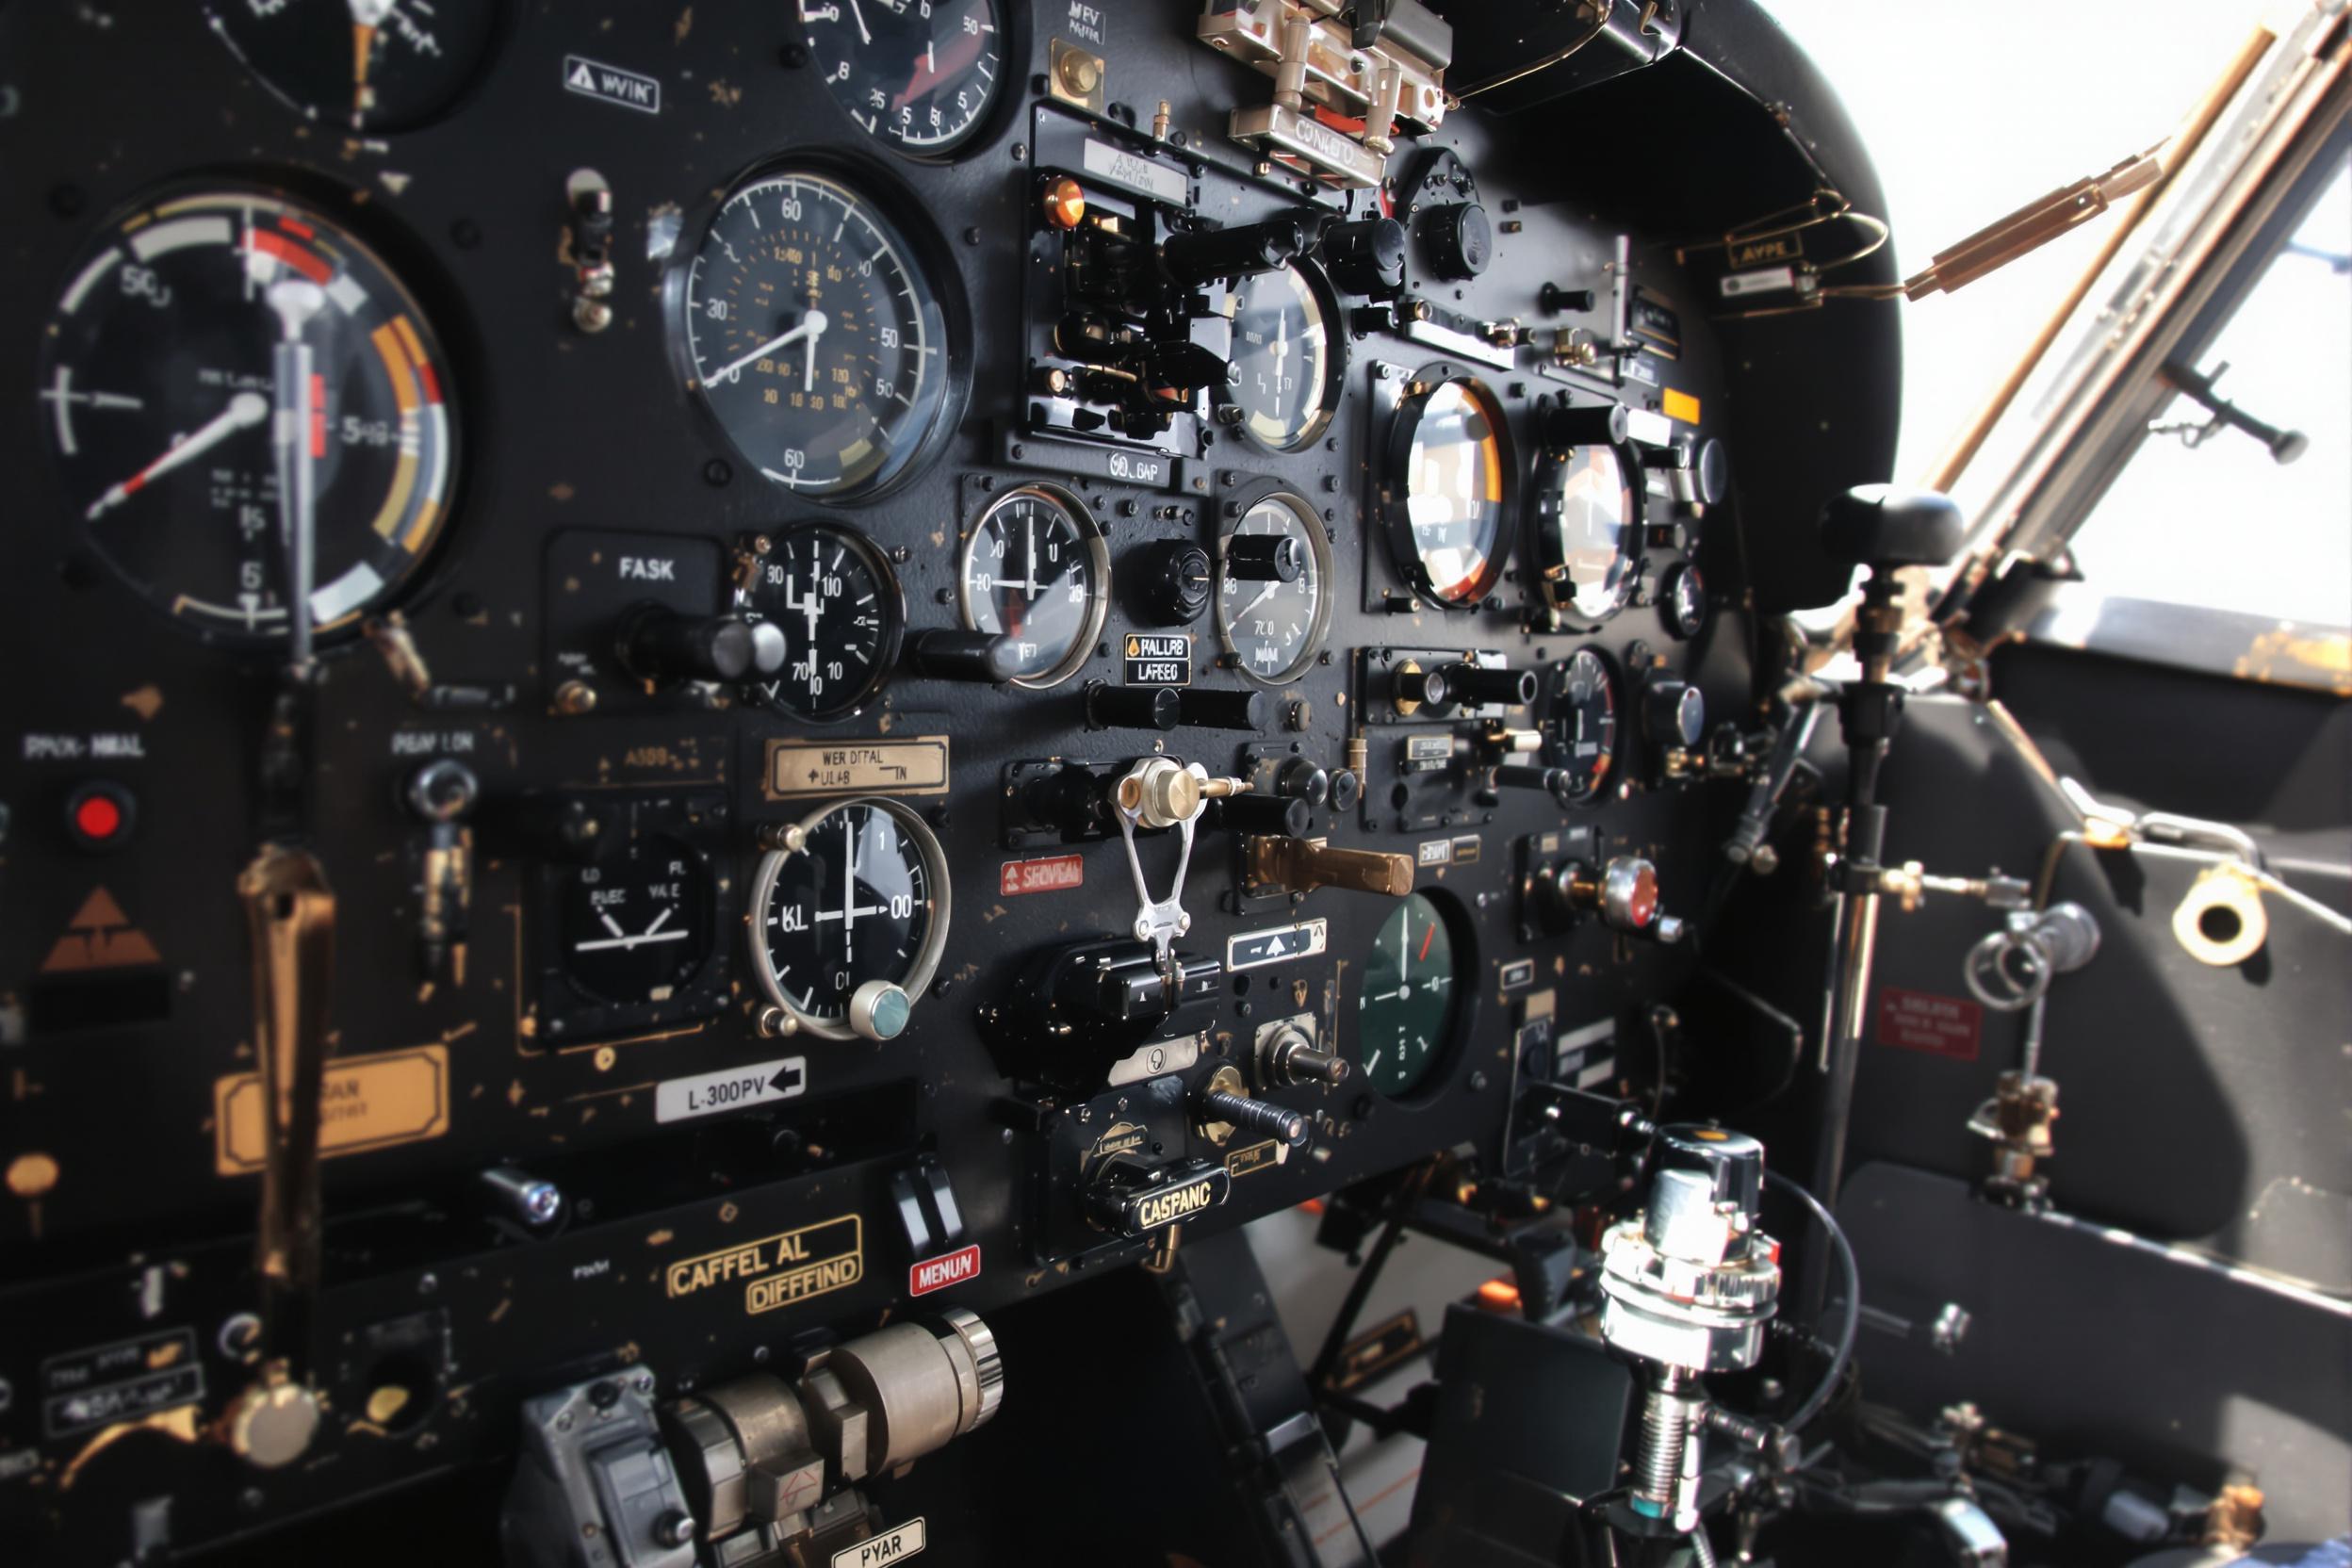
[65,782,135,851]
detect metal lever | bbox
[1110,759,1245,979]
[240,844,335,1347]
[1246,835,1414,897]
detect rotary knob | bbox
[1420,202,1493,281]
[1644,678,1706,749]
[1137,540,1214,625]
[618,608,784,684]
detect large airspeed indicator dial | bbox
[682,172,951,498]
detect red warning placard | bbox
[909,1244,982,1297]
[1874,988,1983,1062]
[999,854,1083,897]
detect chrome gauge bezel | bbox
[670,158,967,505]
[1527,436,1645,626]
[745,794,953,1044]
[1214,485,1333,688]
[738,519,908,723]
[1220,257,1347,455]
[956,482,1111,690]
[1378,369,1516,611]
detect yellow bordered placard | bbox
[213,1045,450,1176]
[663,1214,864,1315]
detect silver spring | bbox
[1637,1389,1692,1504]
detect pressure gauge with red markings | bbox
[37,186,460,645]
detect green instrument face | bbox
[1356,893,1463,1098]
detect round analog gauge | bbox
[1384,377,1511,608]
[558,834,714,1008]
[801,0,1004,155]
[1356,892,1466,1099]
[205,1,498,132]
[740,521,906,720]
[748,796,951,1042]
[1659,560,1707,640]
[1540,648,1619,804]
[38,186,460,644]
[681,171,953,498]
[958,485,1108,689]
[1531,440,1641,623]
[1216,492,1331,685]
[1226,262,1341,451]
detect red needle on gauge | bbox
[83,391,269,519]
[896,24,986,110]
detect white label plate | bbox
[655,1057,806,1124]
[832,1518,926,1568]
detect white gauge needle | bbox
[1238,580,1282,617]
[1022,517,1041,599]
[846,0,873,45]
[349,0,396,23]
[573,926,691,953]
[84,392,269,519]
[707,308,828,385]
[599,911,628,939]
[268,277,329,669]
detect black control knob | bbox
[1160,213,1321,287]
[1136,540,1214,625]
[1538,282,1597,314]
[1194,1077,1308,1147]
[1320,216,1407,296]
[1542,401,1629,450]
[1176,687,1266,731]
[1087,685,1183,731]
[1645,679,1706,749]
[1439,662,1538,709]
[1274,757,1330,807]
[1216,793,1312,839]
[1328,769,1363,812]
[1224,532,1305,583]
[617,608,781,684]
[1420,202,1492,281]
[1393,662,1453,713]
[906,629,1023,684]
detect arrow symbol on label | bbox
[770,1062,803,1095]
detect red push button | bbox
[64,781,135,852]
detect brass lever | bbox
[1246,836,1415,898]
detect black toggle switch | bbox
[1087,684,1183,731]
[906,628,1023,684]
[1215,793,1312,839]
[1321,216,1407,296]
[1494,764,1580,809]
[1159,212,1323,287]
[1439,662,1538,708]
[1539,282,1598,314]
[617,607,780,684]
[1224,532,1305,583]
[1541,401,1629,450]
[1175,687,1266,730]
[1137,540,1214,625]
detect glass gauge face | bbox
[1535,443,1639,622]
[959,486,1107,688]
[38,187,459,644]
[1660,560,1707,639]
[205,0,498,132]
[557,834,713,1008]
[1228,263,1340,450]
[1541,648,1619,804]
[749,797,950,1039]
[801,0,1004,155]
[1216,493,1331,685]
[1357,893,1464,1099]
[682,172,950,498]
[741,522,904,720]
[1388,378,1510,607]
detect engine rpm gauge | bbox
[682,171,953,499]
[800,0,1004,155]
[748,796,952,1043]
[1216,492,1331,686]
[1382,377,1511,608]
[1356,892,1466,1099]
[1540,647,1620,804]
[739,521,906,721]
[1530,440,1641,623]
[958,485,1108,689]
[37,186,460,644]
[1225,262,1341,451]
[205,1,498,133]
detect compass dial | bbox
[37,185,459,644]
[748,797,951,1043]
[682,171,952,498]
[740,522,905,720]
[1356,892,1466,1099]
[801,0,1004,155]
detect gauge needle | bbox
[1237,580,1281,617]
[846,0,874,45]
[268,277,329,667]
[801,558,825,678]
[707,308,828,385]
[1022,517,1042,599]
[84,391,270,520]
